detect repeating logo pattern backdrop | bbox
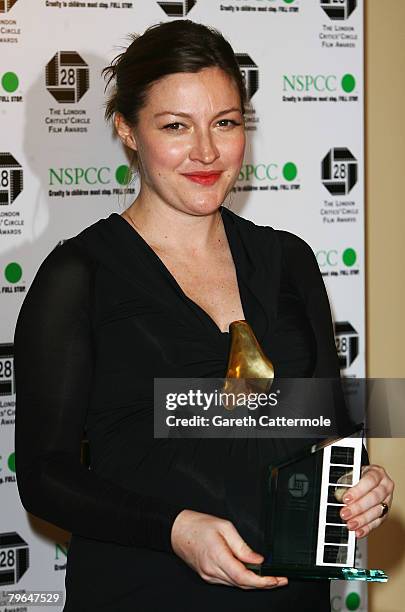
[0,1,365,610]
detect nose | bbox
[189,128,220,165]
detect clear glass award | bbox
[245,430,388,582]
[221,321,388,582]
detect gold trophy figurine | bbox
[221,320,275,410]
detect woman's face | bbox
[116,66,245,217]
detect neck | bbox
[123,196,224,253]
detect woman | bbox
[14,20,394,612]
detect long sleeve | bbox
[279,230,340,378]
[279,230,369,465]
[14,239,185,552]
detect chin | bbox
[191,192,228,211]
[189,201,223,215]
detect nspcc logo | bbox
[46,51,89,103]
[322,148,357,195]
[238,161,298,183]
[335,321,359,369]
[48,164,134,198]
[50,166,110,186]
[0,0,18,13]
[316,247,357,269]
[157,0,196,17]
[0,343,14,396]
[0,532,29,586]
[0,153,23,206]
[320,0,357,21]
[283,73,356,93]
[236,53,258,101]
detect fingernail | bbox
[356,529,364,537]
[347,520,358,530]
[341,508,351,519]
[343,494,352,503]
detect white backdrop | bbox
[0,1,365,610]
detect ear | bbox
[114,113,137,151]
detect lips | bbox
[181,172,222,186]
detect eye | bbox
[162,122,184,131]
[217,119,242,128]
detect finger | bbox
[196,534,261,589]
[340,483,389,521]
[200,562,242,588]
[214,543,281,589]
[342,465,386,504]
[219,522,264,564]
[214,543,286,590]
[354,520,375,539]
[355,515,385,539]
[362,465,394,497]
[227,566,286,591]
[353,496,392,539]
[346,501,388,531]
[233,568,287,590]
[217,522,287,589]
[197,543,243,588]
[208,561,277,590]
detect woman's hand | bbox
[340,464,394,539]
[171,509,288,590]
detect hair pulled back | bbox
[102,20,247,127]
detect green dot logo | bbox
[115,165,132,186]
[8,452,15,473]
[342,74,356,93]
[282,162,297,181]
[346,592,361,611]
[283,0,295,4]
[342,248,357,267]
[2,72,19,93]
[5,262,22,283]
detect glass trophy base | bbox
[245,563,388,582]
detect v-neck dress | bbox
[14,205,343,611]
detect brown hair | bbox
[102,19,247,127]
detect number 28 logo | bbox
[0,532,29,586]
[45,51,89,104]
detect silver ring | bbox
[380,502,389,518]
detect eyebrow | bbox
[153,107,242,119]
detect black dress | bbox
[14,205,342,611]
